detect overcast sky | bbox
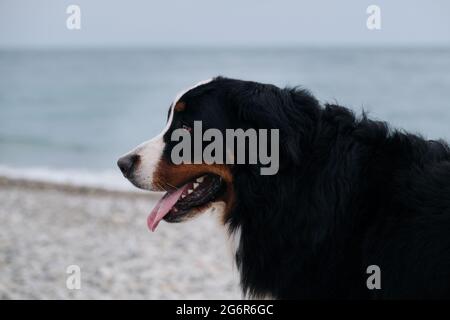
[1,0,449,48]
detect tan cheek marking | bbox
[152,160,235,223]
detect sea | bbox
[1,47,449,190]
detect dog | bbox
[118,77,450,299]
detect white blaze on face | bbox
[121,78,213,190]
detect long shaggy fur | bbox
[202,77,450,299]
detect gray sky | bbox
[1,0,449,48]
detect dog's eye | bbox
[182,124,192,132]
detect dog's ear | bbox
[228,83,319,166]
[228,82,287,129]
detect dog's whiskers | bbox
[155,181,168,192]
[166,182,177,190]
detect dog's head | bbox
[117,77,318,231]
[118,78,236,231]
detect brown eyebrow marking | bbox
[174,101,186,112]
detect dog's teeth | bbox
[188,189,193,194]
[181,194,186,199]
[196,177,204,183]
[193,183,199,189]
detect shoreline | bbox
[0,175,159,199]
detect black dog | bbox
[118,77,450,299]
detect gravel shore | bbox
[0,177,241,299]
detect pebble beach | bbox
[0,177,241,299]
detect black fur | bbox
[171,77,450,299]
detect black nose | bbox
[117,154,140,177]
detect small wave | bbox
[0,165,137,191]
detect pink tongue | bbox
[147,185,188,232]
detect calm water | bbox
[1,47,450,188]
